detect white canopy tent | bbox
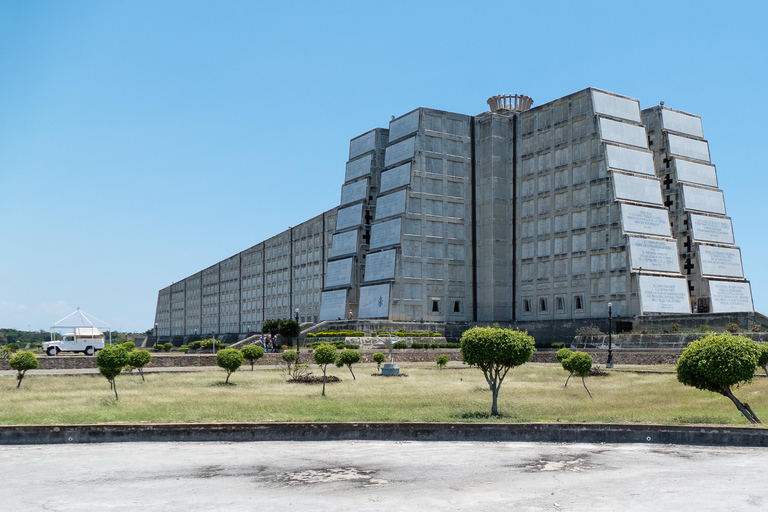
[50,308,113,345]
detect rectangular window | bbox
[539,297,549,313]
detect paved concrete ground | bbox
[2,441,766,511]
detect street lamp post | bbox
[294,308,300,358]
[606,302,614,368]
[154,323,158,346]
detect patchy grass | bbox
[0,362,766,426]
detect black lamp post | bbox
[606,301,614,368]
[154,323,158,345]
[294,308,300,357]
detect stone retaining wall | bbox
[1,348,683,371]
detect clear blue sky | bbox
[1,0,766,332]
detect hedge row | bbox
[306,331,365,338]
[392,342,460,349]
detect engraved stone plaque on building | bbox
[365,249,397,282]
[674,158,718,187]
[335,203,363,231]
[682,185,725,214]
[668,134,710,162]
[661,109,704,138]
[690,214,734,244]
[358,283,390,318]
[319,289,347,320]
[620,204,671,236]
[340,179,368,206]
[375,189,407,220]
[331,229,358,258]
[380,162,411,192]
[325,257,353,288]
[628,237,680,272]
[389,110,419,141]
[613,174,663,205]
[599,118,647,149]
[384,137,416,167]
[370,218,402,249]
[349,130,376,160]
[592,90,641,122]
[709,281,754,313]
[698,245,743,278]
[345,154,373,182]
[638,275,691,314]
[605,144,655,176]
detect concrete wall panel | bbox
[592,90,641,123]
[370,218,402,249]
[331,230,358,258]
[620,204,671,236]
[682,186,725,214]
[698,246,743,278]
[709,281,754,313]
[605,144,655,176]
[340,179,368,206]
[599,118,647,148]
[668,134,710,162]
[628,237,680,272]
[613,174,663,205]
[358,283,390,318]
[325,258,354,287]
[690,214,734,244]
[389,110,419,142]
[349,130,376,160]
[319,289,347,320]
[336,203,363,231]
[639,275,691,314]
[345,154,373,182]
[365,249,397,282]
[674,159,718,187]
[380,163,412,192]
[375,189,407,220]
[661,109,704,138]
[385,137,416,167]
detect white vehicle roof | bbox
[74,327,103,336]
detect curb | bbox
[1,422,766,447]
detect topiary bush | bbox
[216,348,244,384]
[460,326,536,416]
[313,343,337,396]
[164,343,173,352]
[677,333,761,424]
[179,344,188,352]
[335,349,361,380]
[557,348,575,387]
[7,343,19,352]
[568,351,594,398]
[9,350,38,388]
[96,346,129,400]
[757,344,768,378]
[372,352,386,373]
[436,354,448,369]
[241,344,265,371]
[127,349,152,382]
[120,341,135,351]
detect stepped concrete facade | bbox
[154,88,755,341]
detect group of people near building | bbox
[255,334,279,353]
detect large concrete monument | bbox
[154,88,755,341]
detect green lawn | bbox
[1,362,766,426]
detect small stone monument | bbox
[378,333,401,375]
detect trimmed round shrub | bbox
[216,348,244,384]
[336,349,361,380]
[460,326,536,416]
[127,349,152,382]
[179,344,188,352]
[7,343,19,352]
[372,352,386,372]
[556,348,573,364]
[757,344,768,377]
[9,350,38,388]
[241,344,265,370]
[120,341,135,351]
[568,352,593,377]
[96,346,130,400]
[313,343,338,396]
[677,333,761,423]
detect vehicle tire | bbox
[47,347,56,356]
[84,346,94,356]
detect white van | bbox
[43,327,105,356]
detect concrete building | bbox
[154,87,755,342]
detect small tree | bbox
[336,349,361,380]
[120,341,135,351]
[96,346,129,400]
[217,348,244,384]
[568,351,594,399]
[372,352,386,373]
[436,354,449,369]
[557,348,574,387]
[9,350,38,388]
[757,344,768,378]
[262,319,282,337]
[241,344,265,371]
[677,333,761,424]
[127,349,152,382]
[7,343,19,352]
[279,319,300,350]
[460,326,536,416]
[313,343,337,396]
